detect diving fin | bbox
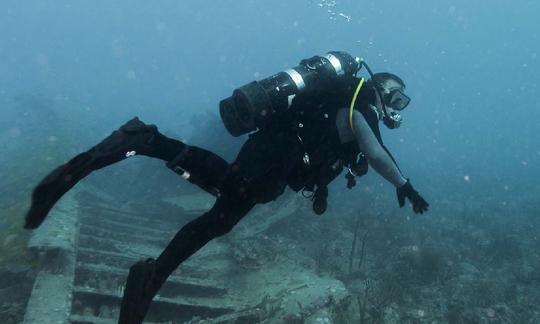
[119,259,161,324]
[25,152,96,229]
[24,117,159,229]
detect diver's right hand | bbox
[396,179,429,214]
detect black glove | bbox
[396,179,429,214]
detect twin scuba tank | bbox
[219,51,362,137]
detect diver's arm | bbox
[351,111,407,188]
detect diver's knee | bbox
[209,194,255,236]
[167,146,228,196]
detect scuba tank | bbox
[219,51,361,136]
[219,51,404,136]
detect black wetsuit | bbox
[146,88,385,291]
[25,85,379,324]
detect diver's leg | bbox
[119,171,256,324]
[24,117,229,229]
[24,117,180,229]
[118,131,289,324]
[165,145,230,197]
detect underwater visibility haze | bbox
[0,0,539,323]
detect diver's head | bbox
[367,72,410,129]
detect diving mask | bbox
[357,60,409,129]
[383,88,410,111]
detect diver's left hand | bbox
[396,179,429,214]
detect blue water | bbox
[1,1,539,323]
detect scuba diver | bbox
[23,51,429,323]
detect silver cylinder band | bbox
[284,68,306,91]
[324,53,344,76]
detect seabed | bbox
[21,186,352,324]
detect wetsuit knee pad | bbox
[166,146,229,196]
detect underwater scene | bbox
[1,1,539,323]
